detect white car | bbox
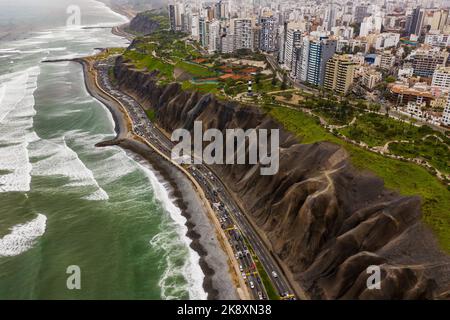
[239,265,243,272]
[249,281,255,289]
[272,271,278,278]
[242,272,247,280]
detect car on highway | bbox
[272,271,278,278]
[249,281,255,289]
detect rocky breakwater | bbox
[113,56,450,299]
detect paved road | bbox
[95,58,296,300]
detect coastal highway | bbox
[94,58,296,300]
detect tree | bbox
[271,74,278,86]
[255,72,262,84]
[402,46,412,59]
[385,76,396,83]
[281,73,288,90]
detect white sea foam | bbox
[0,67,40,193]
[136,161,207,300]
[82,188,109,201]
[0,143,33,192]
[29,136,109,201]
[0,85,5,105]
[0,214,47,257]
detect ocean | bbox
[0,0,206,299]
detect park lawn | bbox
[269,105,335,144]
[226,79,280,96]
[389,136,450,176]
[338,112,435,147]
[181,81,221,95]
[268,105,450,253]
[171,41,201,60]
[175,61,217,78]
[123,50,174,79]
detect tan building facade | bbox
[324,54,356,95]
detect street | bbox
[95,58,296,300]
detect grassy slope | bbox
[175,61,217,78]
[269,106,450,252]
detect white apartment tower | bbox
[208,20,221,53]
[284,27,303,71]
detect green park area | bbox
[338,113,450,176]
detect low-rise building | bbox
[362,69,382,90]
[406,101,427,117]
[424,32,450,47]
[380,50,395,70]
[431,66,450,90]
[374,32,400,50]
[398,67,414,82]
[442,98,450,125]
[389,82,435,106]
[408,47,449,78]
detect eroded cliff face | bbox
[113,57,450,299]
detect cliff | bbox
[113,56,450,299]
[127,11,161,35]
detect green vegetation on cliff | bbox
[268,105,450,252]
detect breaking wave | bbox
[0,214,47,257]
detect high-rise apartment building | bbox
[234,18,254,51]
[169,4,177,31]
[306,38,337,86]
[354,5,369,24]
[324,3,336,31]
[284,27,302,70]
[295,37,310,82]
[199,17,208,47]
[324,54,356,95]
[191,13,200,40]
[208,20,221,53]
[407,7,425,37]
[259,14,277,52]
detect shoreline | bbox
[74,3,247,299]
[75,57,243,300]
